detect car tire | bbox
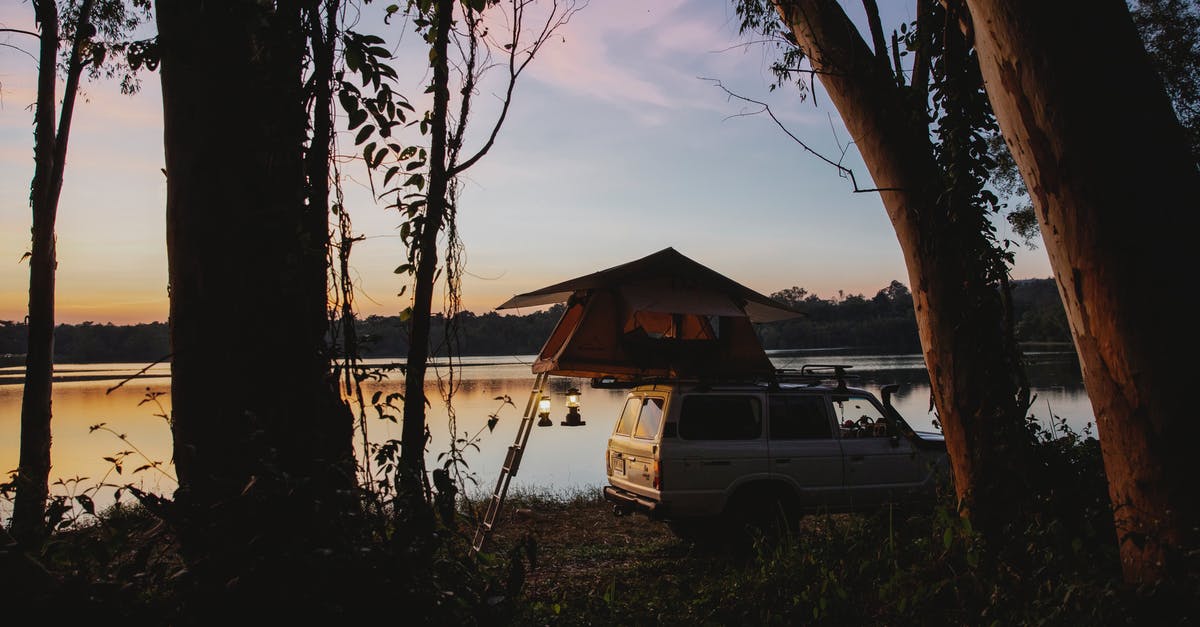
[724,485,801,545]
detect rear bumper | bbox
[603,485,665,517]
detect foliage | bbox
[58,0,157,94]
[1131,0,1200,167]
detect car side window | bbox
[833,394,890,438]
[678,395,762,440]
[633,397,665,439]
[615,397,640,436]
[769,395,833,439]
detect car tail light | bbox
[653,459,661,490]
[606,450,612,475]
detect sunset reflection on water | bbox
[1,351,1091,519]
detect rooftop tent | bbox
[496,248,803,381]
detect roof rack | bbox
[773,364,856,390]
[590,363,859,390]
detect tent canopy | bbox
[497,247,802,323]
[497,248,803,381]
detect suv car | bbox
[601,367,948,539]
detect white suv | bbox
[601,367,949,539]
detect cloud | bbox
[521,0,747,117]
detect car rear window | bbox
[615,397,640,436]
[769,395,833,439]
[633,397,665,439]
[679,395,762,440]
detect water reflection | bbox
[1,351,1092,517]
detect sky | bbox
[0,0,1054,325]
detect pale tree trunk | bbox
[12,0,93,548]
[964,0,1200,584]
[773,0,1032,538]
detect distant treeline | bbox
[0,279,1069,363]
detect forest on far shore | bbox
[0,278,1069,364]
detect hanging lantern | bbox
[537,394,553,427]
[561,387,585,426]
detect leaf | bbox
[394,263,414,274]
[355,124,375,146]
[345,45,363,72]
[371,390,382,405]
[348,107,368,130]
[76,494,96,516]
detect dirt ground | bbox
[478,491,693,603]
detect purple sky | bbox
[0,0,1053,324]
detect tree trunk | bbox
[156,0,355,602]
[964,0,1200,584]
[399,0,454,501]
[11,0,61,549]
[773,0,1031,537]
[13,0,93,548]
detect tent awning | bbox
[496,247,803,323]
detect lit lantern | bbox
[561,387,585,426]
[537,394,553,427]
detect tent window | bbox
[679,395,762,440]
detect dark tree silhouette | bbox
[155,0,356,603]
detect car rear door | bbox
[666,392,768,516]
[767,392,846,511]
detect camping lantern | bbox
[561,387,585,426]
[537,394,553,427]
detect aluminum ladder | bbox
[472,371,548,552]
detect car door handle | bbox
[700,460,731,466]
[849,455,865,462]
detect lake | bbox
[0,349,1092,518]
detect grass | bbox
[8,474,1197,624]
[474,486,1198,626]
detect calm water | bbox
[0,350,1091,517]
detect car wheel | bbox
[725,486,801,544]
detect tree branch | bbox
[911,0,931,97]
[862,0,889,65]
[0,27,41,38]
[50,0,94,194]
[449,0,583,176]
[705,77,901,194]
